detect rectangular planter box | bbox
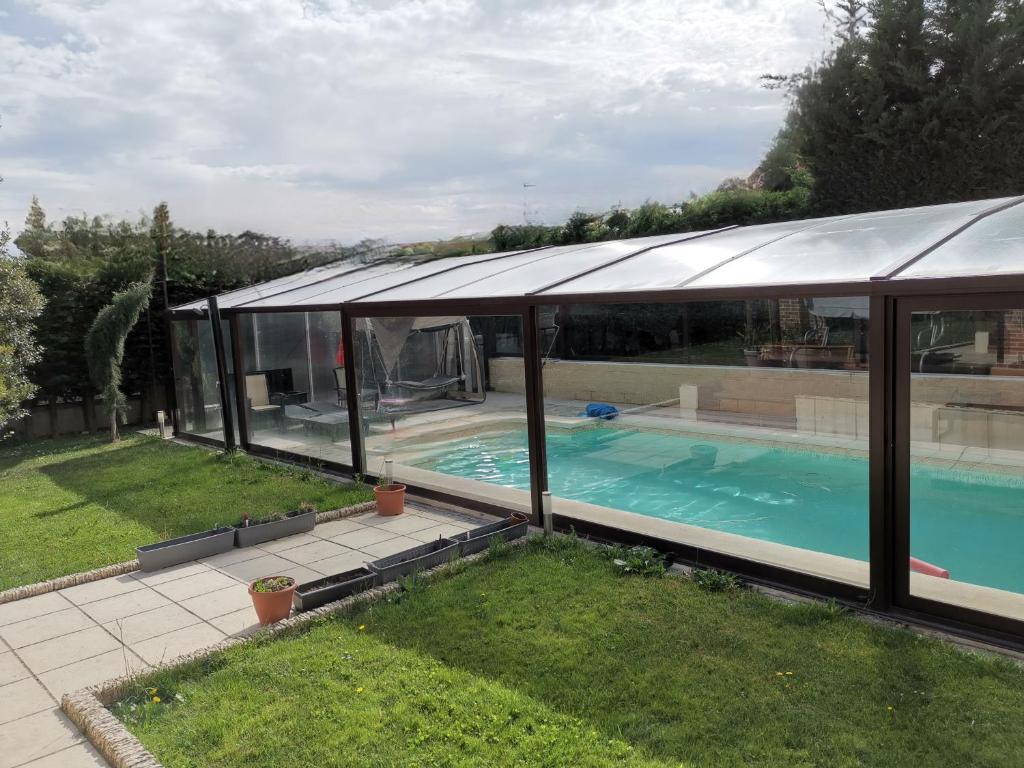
[292,567,377,612]
[368,538,459,583]
[234,510,316,548]
[136,527,235,572]
[451,514,529,556]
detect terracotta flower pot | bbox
[374,484,407,516]
[248,576,297,626]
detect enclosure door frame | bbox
[892,292,1024,644]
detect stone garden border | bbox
[0,501,377,605]
[61,538,522,768]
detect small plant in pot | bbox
[248,575,297,625]
[374,458,406,516]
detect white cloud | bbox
[0,0,827,242]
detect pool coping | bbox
[60,538,520,768]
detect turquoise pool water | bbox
[418,426,1024,595]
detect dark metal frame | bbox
[163,205,1024,649]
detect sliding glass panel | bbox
[353,314,530,514]
[538,298,870,585]
[170,317,223,441]
[906,308,1024,621]
[237,311,352,466]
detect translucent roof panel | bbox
[687,199,1011,289]
[438,232,711,299]
[895,200,1024,279]
[353,242,607,302]
[544,220,831,295]
[172,260,373,312]
[288,249,531,306]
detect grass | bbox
[117,538,1024,768]
[0,434,372,589]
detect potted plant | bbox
[234,502,317,548]
[374,458,406,516]
[451,512,529,556]
[368,538,459,583]
[293,567,377,611]
[136,527,235,571]
[248,576,297,625]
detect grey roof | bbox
[172,196,1023,313]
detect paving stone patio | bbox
[0,504,483,767]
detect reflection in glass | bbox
[907,308,1024,621]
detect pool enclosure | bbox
[169,196,1024,648]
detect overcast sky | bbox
[0,0,830,244]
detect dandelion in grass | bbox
[358,624,366,631]
[356,687,364,694]
[152,696,161,703]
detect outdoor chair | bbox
[245,373,283,432]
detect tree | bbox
[0,229,44,437]
[778,0,1024,213]
[16,196,51,260]
[84,280,153,442]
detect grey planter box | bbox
[292,567,377,612]
[451,514,529,556]
[368,538,459,583]
[235,510,316,548]
[136,527,235,572]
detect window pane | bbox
[537,299,871,585]
[907,308,1024,621]
[353,314,531,513]
[238,311,353,467]
[170,317,223,441]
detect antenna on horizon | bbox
[522,183,537,224]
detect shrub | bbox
[692,568,740,592]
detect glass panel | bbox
[353,314,530,513]
[907,308,1024,621]
[238,311,353,466]
[689,200,1004,288]
[546,221,819,295]
[439,234,694,298]
[240,263,402,308]
[169,317,223,441]
[537,299,870,585]
[898,201,1024,278]
[216,262,370,309]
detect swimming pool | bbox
[416,426,1024,595]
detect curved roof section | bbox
[171,196,1023,313]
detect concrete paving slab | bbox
[78,588,171,625]
[0,593,71,629]
[198,546,266,568]
[207,607,261,637]
[20,740,107,767]
[129,561,210,586]
[0,651,30,687]
[150,571,238,602]
[102,604,202,646]
[329,526,398,549]
[59,575,145,606]
[17,626,121,676]
[371,515,439,535]
[130,623,226,666]
[276,539,350,566]
[213,553,313,584]
[306,550,368,577]
[0,708,84,768]
[257,532,320,554]
[407,522,476,543]
[37,648,147,700]
[359,535,424,559]
[0,607,94,650]
[178,585,251,620]
[313,518,364,538]
[0,677,54,725]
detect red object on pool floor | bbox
[910,557,950,579]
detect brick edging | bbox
[61,538,522,768]
[0,501,377,606]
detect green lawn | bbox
[0,434,371,589]
[118,539,1024,768]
